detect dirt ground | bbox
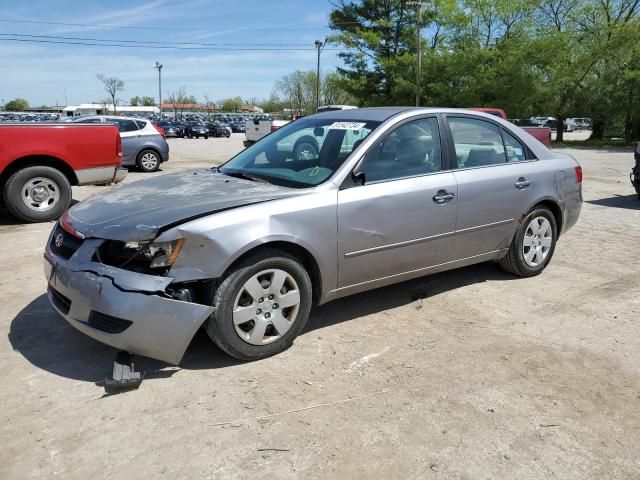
[1,133,639,480]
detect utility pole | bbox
[154,61,163,117]
[314,39,326,112]
[408,0,432,107]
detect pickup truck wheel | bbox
[205,249,312,361]
[499,207,557,277]
[137,150,160,172]
[3,166,71,223]
[293,141,319,161]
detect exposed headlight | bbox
[126,239,185,268]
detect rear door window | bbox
[113,119,139,132]
[502,129,527,162]
[448,117,507,168]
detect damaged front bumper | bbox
[43,236,214,365]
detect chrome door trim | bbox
[344,218,513,258]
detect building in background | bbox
[62,104,159,117]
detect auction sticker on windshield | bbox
[329,122,367,130]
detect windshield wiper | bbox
[220,169,269,184]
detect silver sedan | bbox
[44,108,582,364]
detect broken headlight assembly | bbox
[126,239,185,268]
[97,239,185,273]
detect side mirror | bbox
[314,127,325,137]
[352,169,366,186]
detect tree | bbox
[271,70,356,116]
[97,73,124,113]
[141,96,156,106]
[4,98,29,111]
[130,96,142,106]
[221,96,243,112]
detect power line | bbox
[0,33,312,47]
[0,17,364,32]
[0,35,345,51]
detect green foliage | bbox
[271,70,356,115]
[328,0,640,140]
[130,95,156,106]
[4,98,29,111]
[221,96,244,112]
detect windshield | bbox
[219,116,380,188]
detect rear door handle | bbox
[515,177,530,189]
[433,190,455,204]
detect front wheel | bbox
[2,166,72,222]
[204,134,209,139]
[499,207,557,277]
[205,249,312,361]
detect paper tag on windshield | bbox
[329,122,367,130]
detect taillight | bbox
[116,134,123,158]
[270,125,280,132]
[153,124,166,137]
[574,166,583,183]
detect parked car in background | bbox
[231,122,246,133]
[185,123,209,139]
[568,117,592,129]
[0,122,125,222]
[43,107,582,364]
[472,108,552,146]
[631,143,640,199]
[155,121,184,138]
[208,123,231,138]
[70,116,169,172]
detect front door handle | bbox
[433,190,455,204]
[515,177,530,189]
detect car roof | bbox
[311,106,511,122]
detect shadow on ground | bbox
[9,262,515,384]
[0,199,80,226]
[587,194,640,210]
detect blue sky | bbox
[0,0,341,106]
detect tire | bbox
[137,149,160,172]
[226,132,230,138]
[2,166,72,223]
[499,207,558,277]
[204,134,209,139]
[205,249,313,361]
[293,140,319,161]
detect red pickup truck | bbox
[0,123,126,222]
[472,108,552,146]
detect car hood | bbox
[63,169,306,241]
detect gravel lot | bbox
[1,133,639,479]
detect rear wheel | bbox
[293,141,318,161]
[3,166,71,222]
[205,249,312,361]
[137,149,160,172]
[499,207,557,277]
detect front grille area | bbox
[49,287,71,315]
[50,223,84,259]
[88,310,133,334]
